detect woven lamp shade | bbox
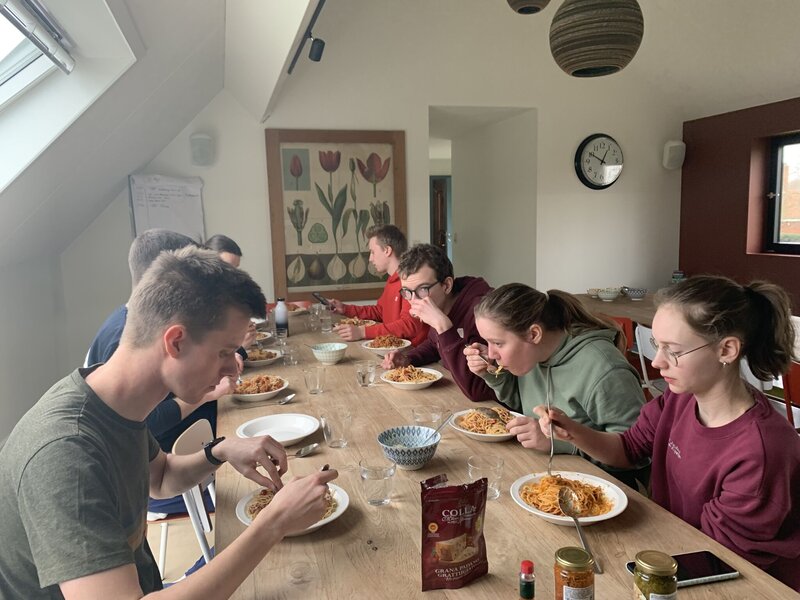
[507,0,550,14]
[549,0,644,77]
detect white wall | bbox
[452,111,537,288]
[0,257,61,440]
[56,0,685,376]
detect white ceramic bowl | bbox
[586,288,600,298]
[311,342,347,365]
[236,413,320,446]
[231,377,289,402]
[361,338,412,357]
[377,426,440,470]
[380,367,443,391]
[597,287,621,302]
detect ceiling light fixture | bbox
[507,0,550,14]
[287,0,327,75]
[549,0,644,77]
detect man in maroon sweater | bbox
[330,225,428,346]
[382,244,495,402]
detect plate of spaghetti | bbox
[243,348,282,367]
[231,375,289,402]
[510,471,627,526]
[449,407,522,442]
[380,366,443,390]
[338,317,377,327]
[235,483,348,536]
[361,336,412,357]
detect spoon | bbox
[274,393,296,405]
[393,414,451,448]
[288,442,319,459]
[558,487,603,574]
[474,406,502,420]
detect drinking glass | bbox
[308,312,321,332]
[302,366,325,394]
[320,405,352,448]
[467,455,504,500]
[355,360,377,387]
[282,344,299,366]
[412,404,445,429]
[359,457,396,506]
[320,309,333,333]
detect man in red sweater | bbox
[330,225,429,346]
[382,244,495,402]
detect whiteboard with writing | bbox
[128,174,206,241]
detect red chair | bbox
[782,361,799,427]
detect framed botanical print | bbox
[265,129,406,301]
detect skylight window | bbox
[0,14,42,86]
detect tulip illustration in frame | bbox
[266,129,407,302]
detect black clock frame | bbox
[574,133,623,190]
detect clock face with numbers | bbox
[574,134,624,190]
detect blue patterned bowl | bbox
[377,426,440,470]
[311,342,347,365]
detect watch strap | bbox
[203,436,226,466]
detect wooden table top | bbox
[576,293,657,327]
[215,326,795,599]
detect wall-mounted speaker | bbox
[662,140,686,170]
[190,133,215,167]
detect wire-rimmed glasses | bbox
[649,336,714,367]
[399,281,441,301]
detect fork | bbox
[545,365,554,476]
[465,345,501,375]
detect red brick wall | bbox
[681,98,800,312]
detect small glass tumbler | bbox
[467,455,504,500]
[302,366,325,394]
[359,457,396,506]
[355,360,377,387]
[412,405,445,429]
[320,405,352,448]
[308,313,321,332]
[320,309,333,333]
[282,344,299,366]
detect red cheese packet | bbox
[421,474,488,591]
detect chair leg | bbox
[184,491,213,565]
[158,522,168,579]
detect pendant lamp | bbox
[507,0,550,14]
[549,0,644,77]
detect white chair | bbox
[150,419,215,579]
[634,324,668,397]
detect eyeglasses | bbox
[400,281,441,300]
[649,336,715,367]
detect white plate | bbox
[288,308,309,316]
[235,483,349,536]
[379,367,443,390]
[338,318,376,327]
[253,331,275,345]
[231,377,289,402]
[243,349,283,367]
[449,408,524,442]
[236,413,320,446]
[361,338,412,357]
[510,471,628,526]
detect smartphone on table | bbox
[311,291,330,306]
[625,550,739,588]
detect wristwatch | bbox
[203,436,226,466]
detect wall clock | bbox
[574,133,623,190]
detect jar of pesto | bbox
[633,551,677,600]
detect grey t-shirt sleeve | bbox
[18,438,139,589]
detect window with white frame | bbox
[766,134,800,255]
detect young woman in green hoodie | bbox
[464,283,646,482]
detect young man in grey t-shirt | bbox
[0,247,337,599]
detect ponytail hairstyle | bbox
[655,275,796,380]
[474,283,626,352]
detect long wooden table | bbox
[576,293,657,327]
[216,327,796,599]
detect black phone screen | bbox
[625,551,739,588]
[311,292,329,305]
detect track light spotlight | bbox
[309,35,325,62]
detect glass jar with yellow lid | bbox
[633,550,678,599]
[554,546,594,600]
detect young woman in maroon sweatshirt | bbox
[537,275,800,591]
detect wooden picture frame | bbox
[266,129,407,301]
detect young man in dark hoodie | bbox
[382,244,495,401]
